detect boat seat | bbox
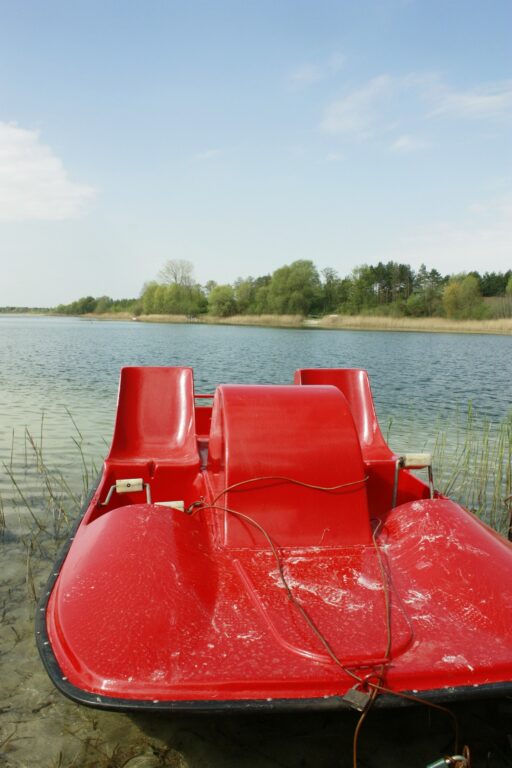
[294,368,394,461]
[106,366,200,466]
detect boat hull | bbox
[36,367,512,711]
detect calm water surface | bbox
[1,315,511,490]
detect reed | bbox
[140,313,306,328]
[418,406,512,536]
[315,314,512,335]
[98,311,512,335]
[4,406,511,546]
[0,491,5,535]
[3,462,46,532]
[4,418,94,549]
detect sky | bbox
[0,0,511,306]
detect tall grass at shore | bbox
[3,406,511,548]
[89,312,512,334]
[431,406,512,535]
[3,418,93,537]
[315,314,512,335]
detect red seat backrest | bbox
[106,367,199,466]
[294,368,394,461]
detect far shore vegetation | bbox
[3,259,512,332]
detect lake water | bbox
[2,315,511,482]
[1,315,511,768]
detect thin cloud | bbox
[194,148,223,161]
[429,80,512,119]
[288,52,345,88]
[320,73,512,141]
[391,134,430,153]
[0,122,94,221]
[320,75,392,136]
[289,63,323,87]
[326,152,344,162]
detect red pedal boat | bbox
[37,367,512,711]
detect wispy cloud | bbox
[194,148,223,161]
[320,73,512,141]
[289,63,323,87]
[428,80,512,119]
[288,52,345,88]
[391,134,430,153]
[320,75,392,136]
[0,122,94,221]
[326,152,344,163]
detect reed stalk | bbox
[0,491,5,535]
[428,406,512,536]
[3,463,45,532]
[25,537,37,602]
[10,428,14,470]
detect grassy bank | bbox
[131,313,512,334]
[313,314,512,334]
[139,312,305,328]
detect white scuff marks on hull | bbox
[355,574,381,591]
[236,630,263,642]
[267,568,348,607]
[441,654,475,672]
[403,589,430,608]
[418,533,444,545]
[445,533,491,557]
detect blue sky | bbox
[0,0,511,305]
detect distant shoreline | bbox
[86,312,512,335]
[2,310,511,334]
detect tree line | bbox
[54,259,512,320]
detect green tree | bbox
[342,266,376,313]
[233,277,255,314]
[407,265,444,316]
[267,260,321,315]
[442,280,462,318]
[153,284,170,314]
[141,282,158,314]
[208,285,237,316]
[320,267,347,313]
[442,274,485,319]
[460,275,482,316]
[94,296,113,314]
